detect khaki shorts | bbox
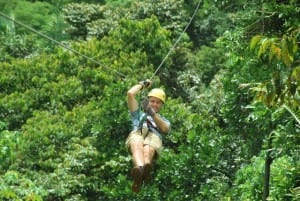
[125,130,163,155]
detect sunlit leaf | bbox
[250,35,262,51]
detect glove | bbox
[139,79,152,89]
[141,99,155,116]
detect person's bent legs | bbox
[143,132,161,184]
[126,131,162,192]
[130,141,145,167]
[126,131,146,193]
[143,144,155,164]
[143,144,155,184]
[129,141,145,193]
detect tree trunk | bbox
[263,133,273,201]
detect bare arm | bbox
[128,80,151,112]
[152,114,170,134]
[127,84,143,112]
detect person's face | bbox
[149,96,163,113]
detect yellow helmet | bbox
[148,88,166,103]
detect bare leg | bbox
[130,141,145,167]
[143,144,155,164]
[130,141,145,193]
[143,144,155,184]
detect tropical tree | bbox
[0,0,299,200]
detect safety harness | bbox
[138,108,159,137]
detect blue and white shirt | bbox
[130,109,170,140]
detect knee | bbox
[143,145,156,158]
[130,142,144,153]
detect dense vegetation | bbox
[0,0,299,200]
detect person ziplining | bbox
[125,80,171,193]
[123,0,201,192]
[0,0,201,194]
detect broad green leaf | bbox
[250,35,262,51]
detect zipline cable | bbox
[1,0,201,81]
[0,11,126,78]
[140,0,202,162]
[149,0,202,81]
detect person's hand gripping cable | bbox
[138,79,152,90]
[141,99,155,117]
[140,80,155,116]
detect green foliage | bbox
[0,130,22,172]
[216,2,299,201]
[0,0,69,60]
[63,3,104,39]
[13,1,53,32]
[228,154,299,201]
[129,0,189,35]
[105,0,132,7]
[229,156,264,200]
[1,11,175,199]
[0,0,299,200]
[194,45,225,86]
[63,0,189,40]
[0,171,45,200]
[107,16,172,68]
[249,28,300,107]
[0,31,38,61]
[186,0,233,47]
[268,156,298,201]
